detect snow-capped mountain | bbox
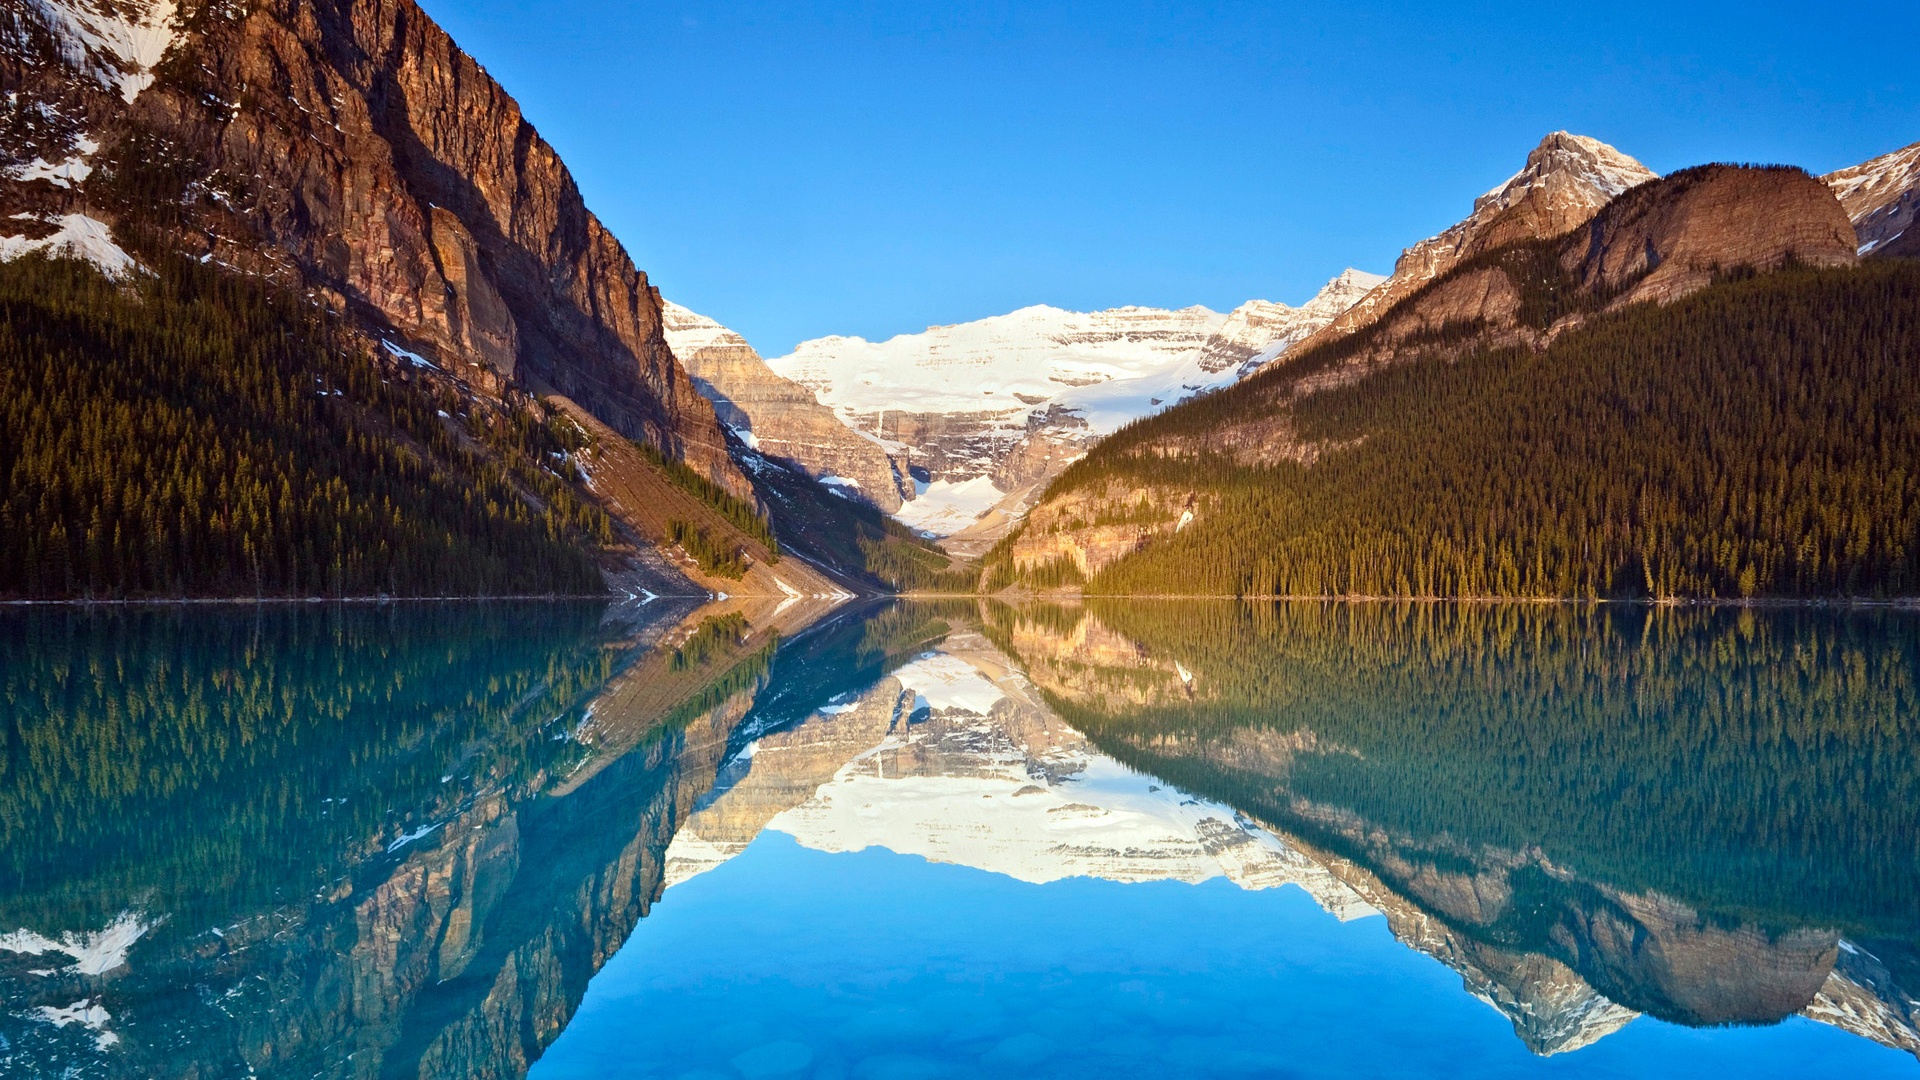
[662,631,1379,917]
[1290,132,1658,361]
[764,270,1380,543]
[771,303,1228,441]
[1823,139,1920,257]
[1191,269,1387,376]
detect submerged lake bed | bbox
[1,600,1915,1077]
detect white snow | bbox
[765,271,1382,535]
[381,340,436,369]
[12,136,99,187]
[1822,140,1920,255]
[660,298,751,356]
[0,213,138,277]
[385,822,441,853]
[768,706,1374,913]
[770,304,1228,426]
[0,911,151,976]
[662,641,1379,923]
[29,0,179,102]
[891,652,1007,715]
[31,998,120,1050]
[890,475,1006,537]
[817,474,861,489]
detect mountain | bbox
[1286,132,1658,359]
[664,630,1378,919]
[1189,269,1386,376]
[1823,139,1920,257]
[766,270,1380,549]
[661,301,915,511]
[0,0,895,599]
[996,163,1904,598]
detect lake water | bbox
[1,599,1915,1078]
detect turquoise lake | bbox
[1,600,1915,1077]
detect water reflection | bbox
[2,600,1916,1077]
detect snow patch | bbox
[892,652,1007,715]
[381,340,436,369]
[12,137,98,187]
[891,475,1006,537]
[31,998,120,1050]
[0,912,151,976]
[29,0,179,102]
[0,214,138,277]
[385,822,441,853]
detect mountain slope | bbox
[1287,132,1657,360]
[1823,139,1920,257]
[0,254,613,599]
[0,0,832,596]
[997,168,1905,600]
[662,300,914,511]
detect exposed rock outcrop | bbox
[1290,132,1657,358]
[2,0,748,498]
[663,301,914,511]
[769,272,1380,545]
[1566,164,1858,305]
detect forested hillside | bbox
[1000,260,1920,599]
[0,256,614,599]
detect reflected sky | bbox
[538,834,1909,1080]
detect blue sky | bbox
[422,0,1918,356]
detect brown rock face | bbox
[1009,481,1193,581]
[1567,164,1859,305]
[1009,165,1862,582]
[661,301,914,511]
[4,0,747,496]
[1305,165,1857,375]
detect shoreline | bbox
[903,591,1920,609]
[8,592,1916,610]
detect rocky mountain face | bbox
[1823,139,1920,258]
[1289,132,1657,359]
[661,301,914,511]
[1,0,747,499]
[765,271,1379,548]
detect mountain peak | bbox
[1285,133,1657,356]
[1475,131,1657,217]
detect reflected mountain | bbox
[0,595,916,1078]
[981,601,1920,1059]
[4,599,1917,1076]
[654,601,1919,1062]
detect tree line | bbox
[0,255,615,598]
[1021,260,1920,599]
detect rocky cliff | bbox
[1823,138,1920,258]
[1286,132,1657,359]
[2,0,747,498]
[662,301,914,511]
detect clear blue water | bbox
[1,600,1915,1078]
[537,833,1913,1080]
